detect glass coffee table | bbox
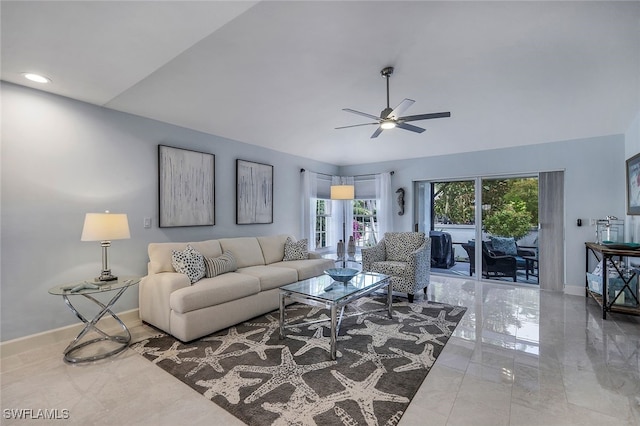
[279,272,392,360]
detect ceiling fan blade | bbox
[399,112,451,122]
[343,108,381,121]
[370,127,384,138]
[335,122,380,130]
[396,122,426,133]
[387,98,415,119]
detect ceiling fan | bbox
[336,66,451,138]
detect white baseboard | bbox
[0,309,141,359]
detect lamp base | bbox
[96,273,118,282]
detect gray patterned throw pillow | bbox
[204,251,237,278]
[171,244,206,284]
[283,237,308,261]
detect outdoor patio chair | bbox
[461,242,517,282]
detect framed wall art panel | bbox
[159,145,215,227]
[627,152,640,215]
[236,159,273,224]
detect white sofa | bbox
[139,234,335,342]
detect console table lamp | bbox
[330,185,355,259]
[81,211,130,282]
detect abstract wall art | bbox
[159,145,215,227]
[236,159,273,224]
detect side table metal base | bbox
[62,285,131,363]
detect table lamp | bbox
[330,184,355,260]
[81,211,130,282]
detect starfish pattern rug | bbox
[131,297,466,426]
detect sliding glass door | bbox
[415,175,540,285]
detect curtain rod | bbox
[300,169,394,178]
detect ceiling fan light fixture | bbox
[380,120,396,130]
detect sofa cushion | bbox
[283,237,308,261]
[371,260,407,277]
[236,265,298,291]
[218,237,265,268]
[257,235,290,264]
[169,273,260,314]
[148,240,222,274]
[490,236,517,256]
[204,251,237,278]
[384,232,425,262]
[171,245,206,284]
[272,258,335,280]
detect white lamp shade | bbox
[81,213,131,241]
[330,185,355,200]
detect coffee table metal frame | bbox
[279,272,392,360]
[48,277,140,363]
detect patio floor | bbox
[432,259,539,285]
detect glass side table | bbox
[48,276,140,364]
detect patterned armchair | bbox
[361,232,431,302]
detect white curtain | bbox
[375,172,393,241]
[331,175,354,249]
[301,171,317,248]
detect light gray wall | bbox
[1,82,338,341]
[340,134,626,293]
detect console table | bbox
[585,243,640,319]
[48,277,140,363]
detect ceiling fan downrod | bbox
[381,66,394,116]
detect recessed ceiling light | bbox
[23,73,51,84]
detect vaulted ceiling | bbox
[2,1,639,165]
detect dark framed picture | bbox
[627,152,640,215]
[236,159,273,224]
[158,145,215,227]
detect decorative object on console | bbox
[626,152,640,215]
[81,211,130,282]
[158,145,215,227]
[596,216,624,244]
[236,159,273,224]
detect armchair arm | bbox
[362,241,386,271]
[405,240,431,288]
[517,247,536,257]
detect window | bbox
[315,199,330,249]
[314,198,379,249]
[353,199,378,247]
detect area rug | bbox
[131,297,466,426]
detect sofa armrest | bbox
[139,272,190,334]
[308,251,324,260]
[362,241,386,271]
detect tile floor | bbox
[1,277,639,425]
